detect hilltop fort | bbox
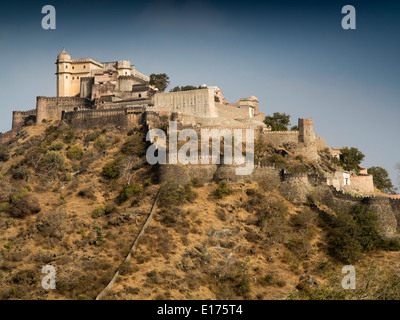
[0,49,382,197]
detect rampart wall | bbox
[344,175,374,194]
[0,129,17,145]
[37,96,92,124]
[153,89,217,118]
[12,109,36,130]
[62,108,143,130]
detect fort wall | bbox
[62,107,143,130]
[153,89,217,118]
[0,129,17,145]
[12,109,36,130]
[344,175,374,194]
[36,96,92,124]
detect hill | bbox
[1,121,400,300]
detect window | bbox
[139,94,142,98]
[77,76,79,79]
[72,66,74,69]
[83,65,86,69]
[66,76,68,79]
[72,77,75,80]
[125,72,127,75]
[66,65,68,69]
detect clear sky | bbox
[0,0,399,189]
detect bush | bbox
[190,178,204,188]
[159,181,195,208]
[8,194,41,218]
[67,144,84,160]
[95,225,104,246]
[10,165,30,180]
[118,183,143,204]
[49,141,64,151]
[267,153,288,167]
[92,203,116,218]
[0,146,10,162]
[9,186,31,203]
[102,159,120,179]
[64,126,76,143]
[324,205,395,263]
[43,150,65,167]
[84,130,101,143]
[120,135,146,156]
[215,181,229,199]
[94,135,107,150]
[78,187,96,200]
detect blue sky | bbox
[0,0,399,188]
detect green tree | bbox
[338,147,365,172]
[263,112,291,131]
[149,73,170,92]
[368,166,398,194]
[170,85,203,92]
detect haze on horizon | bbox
[0,0,399,189]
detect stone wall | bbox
[0,129,17,145]
[153,88,217,118]
[12,109,36,130]
[37,96,92,124]
[62,107,143,130]
[216,102,252,119]
[262,131,299,146]
[344,175,374,194]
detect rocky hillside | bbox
[1,121,400,300]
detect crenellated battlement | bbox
[0,129,18,144]
[37,96,89,102]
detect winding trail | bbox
[95,183,164,300]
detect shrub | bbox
[190,178,204,188]
[77,187,96,200]
[0,146,10,162]
[267,154,288,167]
[215,181,229,199]
[94,135,107,150]
[92,203,116,218]
[10,165,30,180]
[67,144,84,160]
[8,194,41,218]
[118,183,143,203]
[0,203,9,214]
[159,181,195,208]
[49,141,64,151]
[63,125,76,143]
[120,135,146,156]
[84,130,101,143]
[323,205,391,264]
[102,159,120,179]
[9,186,31,203]
[43,150,64,167]
[95,225,104,246]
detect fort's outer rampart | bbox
[12,109,36,130]
[36,96,92,124]
[152,88,218,118]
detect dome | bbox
[249,95,258,101]
[57,48,71,61]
